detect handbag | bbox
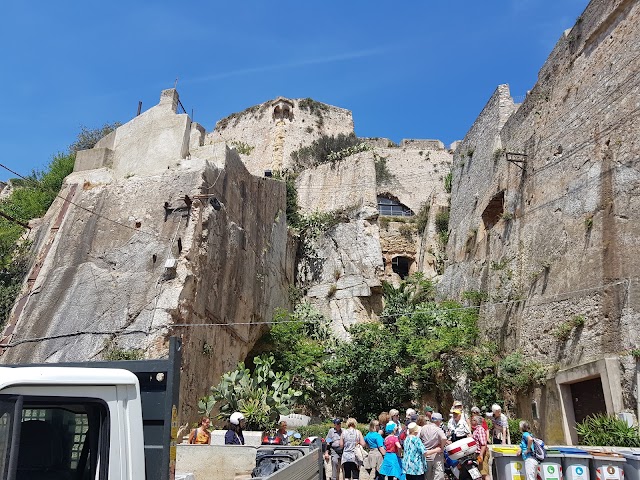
[354,430,369,463]
[355,443,368,463]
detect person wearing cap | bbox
[447,409,471,443]
[406,408,417,421]
[419,413,447,480]
[325,418,344,480]
[402,422,427,480]
[225,411,246,445]
[424,406,433,423]
[379,422,405,480]
[450,401,468,426]
[491,404,510,444]
[431,412,447,436]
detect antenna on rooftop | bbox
[174,78,179,89]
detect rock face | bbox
[439,0,640,443]
[0,91,294,422]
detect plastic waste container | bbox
[538,449,563,480]
[492,446,526,480]
[556,447,592,480]
[613,450,640,480]
[588,452,626,480]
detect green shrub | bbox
[102,342,144,361]
[435,210,449,234]
[290,133,360,167]
[69,122,121,153]
[576,414,640,447]
[202,355,302,431]
[0,150,76,328]
[398,223,415,241]
[444,172,453,193]
[374,154,395,185]
[462,290,489,306]
[298,98,329,116]
[508,418,524,445]
[230,140,254,155]
[553,315,586,341]
[498,352,547,392]
[273,171,300,228]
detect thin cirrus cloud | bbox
[184,47,394,84]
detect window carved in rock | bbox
[377,196,414,217]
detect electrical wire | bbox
[0,278,630,348]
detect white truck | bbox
[0,363,323,480]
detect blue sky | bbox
[0,0,588,180]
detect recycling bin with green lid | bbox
[537,450,563,480]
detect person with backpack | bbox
[516,420,539,480]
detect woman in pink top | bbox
[379,422,405,480]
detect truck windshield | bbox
[0,395,20,480]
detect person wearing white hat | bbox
[225,411,246,445]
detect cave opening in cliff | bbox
[482,190,505,229]
[392,256,412,279]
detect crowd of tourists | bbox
[324,402,536,480]
[186,401,540,480]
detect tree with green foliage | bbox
[69,122,121,154]
[0,123,119,328]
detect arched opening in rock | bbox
[392,256,412,279]
[482,190,505,229]
[377,195,414,217]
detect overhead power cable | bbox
[0,278,630,349]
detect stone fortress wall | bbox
[205,97,354,176]
[439,0,640,443]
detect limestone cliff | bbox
[0,91,294,422]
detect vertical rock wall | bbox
[439,0,640,441]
